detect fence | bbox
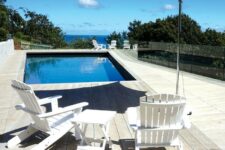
[138,42,225,80]
[0,39,14,64]
[21,41,53,50]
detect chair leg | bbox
[99,124,108,149]
[73,122,90,145]
[74,123,83,140]
[7,125,37,148]
[31,130,68,150]
[134,131,139,150]
[31,135,54,150]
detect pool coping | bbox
[20,49,146,91]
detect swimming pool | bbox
[24,53,134,84]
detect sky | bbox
[5,0,225,35]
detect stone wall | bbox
[0,39,14,64]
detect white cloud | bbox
[78,0,99,8]
[82,22,95,27]
[163,4,176,10]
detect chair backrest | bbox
[139,94,186,128]
[137,128,180,145]
[123,40,129,45]
[137,94,186,145]
[123,40,130,49]
[92,40,98,48]
[11,80,50,131]
[111,40,117,46]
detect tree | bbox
[0,28,7,41]
[0,1,8,41]
[126,14,218,45]
[0,0,6,4]
[8,8,25,35]
[0,1,67,47]
[71,38,93,49]
[127,20,142,43]
[106,31,128,48]
[24,11,66,48]
[203,29,225,46]
[178,14,203,44]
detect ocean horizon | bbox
[64,35,108,45]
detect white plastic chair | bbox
[123,40,131,49]
[108,40,117,49]
[126,94,191,150]
[92,40,106,50]
[7,80,88,150]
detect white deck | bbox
[0,49,223,149]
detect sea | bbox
[64,35,108,45]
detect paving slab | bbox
[0,49,222,150]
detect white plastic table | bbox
[72,109,116,150]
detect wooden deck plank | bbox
[65,132,77,150]
[123,113,135,138]
[0,70,219,150]
[180,124,219,150]
[114,114,132,140]
[179,128,209,150]
[110,118,121,150]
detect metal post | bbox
[176,0,182,94]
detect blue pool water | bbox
[24,54,131,84]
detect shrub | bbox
[0,27,8,41]
[71,38,93,49]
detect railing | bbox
[21,41,53,50]
[138,42,225,80]
[0,39,14,64]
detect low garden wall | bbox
[0,39,14,64]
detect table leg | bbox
[100,122,112,148]
[74,122,90,145]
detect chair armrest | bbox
[38,95,62,111]
[38,102,89,118]
[38,95,62,105]
[15,104,37,115]
[15,104,25,110]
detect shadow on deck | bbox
[1,81,218,149]
[1,81,150,150]
[35,82,147,113]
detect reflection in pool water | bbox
[24,55,126,84]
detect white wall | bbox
[0,39,14,64]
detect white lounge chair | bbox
[123,40,131,49]
[92,40,106,50]
[132,44,138,51]
[108,40,117,49]
[7,80,88,150]
[126,94,191,150]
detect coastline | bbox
[64,34,108,44]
